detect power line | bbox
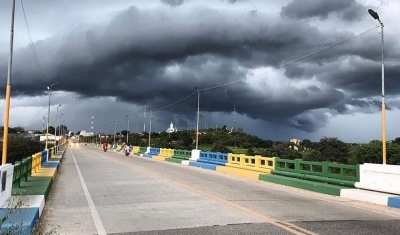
[20,0,47,83]
[146,25,379,112]
[199,25,379,92]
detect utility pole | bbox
[1,0,16,165]
[195,87,200,150]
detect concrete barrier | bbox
[0,143,67,234]
[198,151,227,166]
[226,154,275,173]
[355,163,400,195]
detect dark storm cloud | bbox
[160,0,185,7]
[0,3,398,133]
[281,0,365,21]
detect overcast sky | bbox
[0,0,399,143]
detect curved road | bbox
[41,146,400,234]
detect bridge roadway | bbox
[41,146,400,235]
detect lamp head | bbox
[368,9,379,20]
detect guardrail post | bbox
[294,159,301,173]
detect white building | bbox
[79,130,94,136]
[166,122,178,133]
[39,134,62,142]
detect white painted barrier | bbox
[190,149,200,161]
[355,163,400,195]
[0,164,15,207]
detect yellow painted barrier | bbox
[31,153,41,174]
[132,146,140,154]
[226,154,275,174]
[32,168,57,178]
[215,166,262,180]
[116,145,122,151]
[152,156,167,161]
[159,148,174,157]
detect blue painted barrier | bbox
[198,151,228,166]
[149,148,160,156]
[0,207,39,235]
[41,150,47,165]
[388,197,400,209]
[188,161,217,171]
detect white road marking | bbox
[70,149,107,235]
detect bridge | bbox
[0,143,399,234]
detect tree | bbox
[348,140,400,165]
[316,137,349,163]
[0,136,51,164]
[48,126,55,135]
[393,137,400,145]
[211,143,231,153]
[301,139,312,148]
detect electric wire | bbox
[20,0,47,83]
[148,25,379,111]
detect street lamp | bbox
[45,82,58,149]
[56,104,62,150]
[113,121,116,145]
[126,115,130,144]
[368,9,386,164]
[148,108,152,147]
[195,87,200,150]
[1,0,16,165]
[59,113,64,145]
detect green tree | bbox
[0,136,50,164]
[211,143,231,153]
[316,137,349,163]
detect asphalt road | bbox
[41,146,400,235]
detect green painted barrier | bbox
[271,170,355,188]
[13,161,22,187]
[173,149,191,160]
[138,147,147,154]
[274,158,359,187]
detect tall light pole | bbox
[105,124,108,142]
[1,0,16,165]
[113,121,116,145]
[126,115,130,144]
[195,87,200,150]
[368,9,386,164]
[136,117,139,133]
[148,108,152,147]
[56,104,62,145]
[45,82,58,149]
[55,105,62,149]
[59,113,64,141]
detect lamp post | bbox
[59,113,64,143]
[1,0,16,165]
[136,117,139,133]
[45,82,58,149]
[113,121,116,145]
[105,124,108,142]
[368,9,386,164]
[56,104,62,150]
[148,108,152,147]
[195,87,200,150]
[126,115,130,144]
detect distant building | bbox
[166,122,178,133]
[289,138,301,151]
[79,130,94,136]
[39,134,62,143]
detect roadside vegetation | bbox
[80,125,400,165]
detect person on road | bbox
[124,144,130,155]
[103,142,108,150]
